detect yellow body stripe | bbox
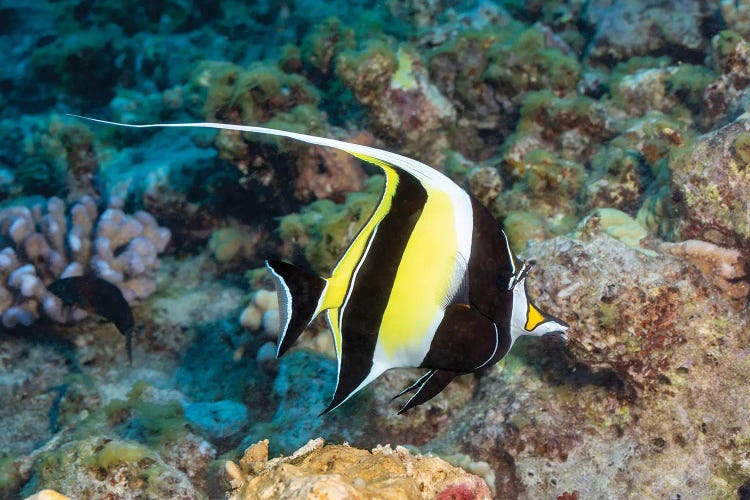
[378,187,458,359]
[322,151,460,363]
[317,158,399,312]
[326,309,343,360]
[315,152,401,359]
[525,303,545,331]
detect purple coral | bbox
[0,196,169,328]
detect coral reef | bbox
[5,1,750,498]
[367,369,476,446]
[25,490,69,500]
[185,60,367,204]
[241,351,361,455]
[528,232,699,392]
[722,1,750,40]
[427,23,582,158]
[659,239,749,307]
[0,196,169,328]
[338,43,456,165]
[466,164,503,207]
[434,220,750,498]
[30,26,123,105]
[16,118,98,199]
[226,438,492,499]
[208,223,265,265]
[24,435,204,499]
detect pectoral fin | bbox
[421,304,510,373]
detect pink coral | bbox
[0,196,170,328]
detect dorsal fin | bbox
[67,116,460,192]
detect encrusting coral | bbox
[659,239,749,308]
[225,438,492,500]
[0,196,169,328]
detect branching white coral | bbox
[0,196,170,328]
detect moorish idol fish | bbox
[48,275,135,364]
[71,115,569,414]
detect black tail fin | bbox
[265,260,327,357]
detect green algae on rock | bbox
[24,436,205,499]
[502,210,552,254]
[575,208,653,253]
[278,176,381,274]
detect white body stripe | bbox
[501,230,516,289]
[453,192,473,275]
[401,370,437,409]
[510,277,529,345]
[325,361,388,413]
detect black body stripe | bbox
[327,172,428,409]
[467,197,515,327]
[421,304,510,372]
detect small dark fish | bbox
[48,276,135,363]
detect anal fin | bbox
[396,369,458,414]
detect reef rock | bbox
[526,229,736,392]
[441,224,750,498]
[226,438,492,500]
[584,0,707,64]
[670,115,750,252]
[338,44,456,165]
[703,31,750,128]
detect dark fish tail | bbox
[265,260,327,357]
[48,275,135,364]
